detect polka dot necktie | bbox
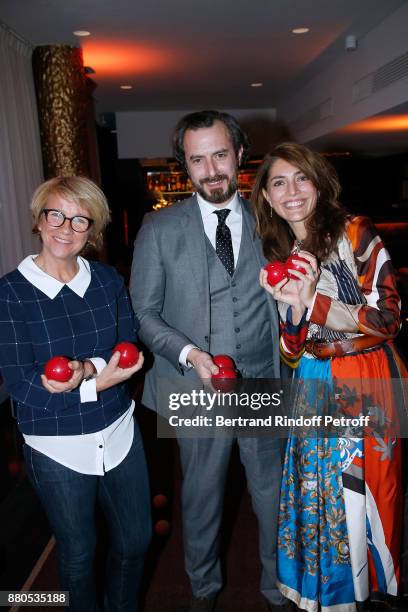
[214,209,234,276]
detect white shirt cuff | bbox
[88,357,107,375]
[79,357,107,403]
[80,379,98,403]
[179,344,198,368]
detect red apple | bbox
[152,494,168,509]
[212,367,237,393]
[154,519,171,536]
[213,354,235,370]
[44,356,72,382]
[264,261,288,286]
[113,342,139,368]
[285,254,308,280]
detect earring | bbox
[269,206,273,218]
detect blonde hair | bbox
[31,176,111,250]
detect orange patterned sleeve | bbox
[279,308,309,368]
[310,216,401,338]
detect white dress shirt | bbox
[179,193,243,367]
[19,255,134,475]
[196,192,242,265]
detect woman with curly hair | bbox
[252,142,406,612]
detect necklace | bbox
[293,239,304,253]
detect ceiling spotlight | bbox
[251,82,263,87]
[120,85,133,90]
[292,27,310,34]
[73,30,91,37]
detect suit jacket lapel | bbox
[182,196,210,323]
[240,197,279,328]
[240,196,264,267]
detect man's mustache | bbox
[200,174,228,186]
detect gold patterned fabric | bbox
[32,45,93,178]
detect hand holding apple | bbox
[261,260,300,311]
[213,354,235,369]
[260,250,317,314]
[264,254,309,286]
[42,357,85,393]
[113,342,139,368]
[211,367,237,393]
[285,254,308,279]
[95,348,144,392]
[44,356,72,382]
[264,261,288,287]
[186,349,219,385]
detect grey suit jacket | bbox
[129,195,280,410]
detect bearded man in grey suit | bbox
[130,110,291,612]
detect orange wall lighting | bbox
[340,115,408,133]
[82,41,174,76]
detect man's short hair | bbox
[172,110,250,170]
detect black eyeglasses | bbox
[41,209,94,233]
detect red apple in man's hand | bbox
[212,367,237,393]
[213,354,235,370]
[113,342,139,368]
[285,255,308,280]
[44,356,72,382]
[264,261,288,287]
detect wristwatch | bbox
[83,359,97,382]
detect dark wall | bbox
[330,152,408,222]
[97,124,151,279]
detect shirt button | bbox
[231,281,236,287]
[233,312,238,317]
[236,344,241,350]
[99,445,103,449]
[232,297,238,303]
[235,327,240,333]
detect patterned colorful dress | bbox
[277,216,407,612]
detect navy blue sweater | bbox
[0,262,139,435]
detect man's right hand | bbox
[186,348,219,383]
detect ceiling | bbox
[0,0,405,114]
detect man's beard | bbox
[194,174,238,204]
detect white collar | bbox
[196,192,241,220]
[18,255,91,299]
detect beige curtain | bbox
[0,23,43,276]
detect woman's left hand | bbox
[285,250,320,309]
[41,360,85,393]
[95,350,144,392]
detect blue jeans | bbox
[23,424,151,612]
